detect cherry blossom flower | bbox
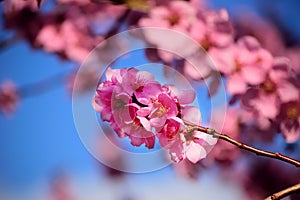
[241,57,299,131]
[36,20,93,63]
[139,1,196,30]
[0,80,19,116]
[278,100,300,143]
[210,36,273,95]
[190,9,233,50]
[93,67,215,163]
[138,1,197,63]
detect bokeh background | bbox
[1,0,300,200]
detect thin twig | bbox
[183,120,300,199]
[264,183,300,200]
[183,120,300,168]
[104,8,131,39]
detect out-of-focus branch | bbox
[105,8,131,39]
[0,36,19,50]
[183,120,300,168]
[18,70,71,98]
[264,182,300,200]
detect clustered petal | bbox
[93,67,214,163]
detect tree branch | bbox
[264,183,300,200]
[183,120,300,168]
[183,120,300,199]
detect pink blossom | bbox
[241,57,299,126]
[139,1,196,30]
[138,1,197,63]
[210,36,273,95]
[121,68,161,104]
[149,93,178,129]
[93,67,214,162]
[190,9,233,50]
[157,106,215,163]
[279,101,300,143]
[36,20,95,63]
[0,80,19,116]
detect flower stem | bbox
[184,120,300,168]
[264,183,300,200]
[183,120,300,200]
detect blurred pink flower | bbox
[241,57,299,129]
[183,8,234,80]
[139,1,196,30]
[279,101,300,143]
[0,80,19,116]
[36,20,92,63]
[210,36,273,95]
[190,9,233,50]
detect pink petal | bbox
[209,46,235,74]
[105,67,122,82]
[186,142,207,163]
[194,131,217,145]
[277,82,299,102]
[145,135,155,149]
[137,107,151,117]
[186,52,213,79]
[137,116,151,131]
[150,117,166,128]
[92,96,103,113]
[168,139,185,163]
[181,106,202,125]
[129,136,144,147]
[241,65,266,85]
[177,90,195,104]
[280,121,300,143]
[227,73,247,95]
[136,71,155,82]
[252,93,279,119]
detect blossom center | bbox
[200,36,211,51]
[167,14,180,26]
[261,79,276,93]
[286,106,299,120]
[234,60,242,72]
[155,106,168,118]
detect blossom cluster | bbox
[93,67,216,163]
[138,1,300,143]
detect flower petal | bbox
[177,90,195,104]
[186,142,207,163]
[182,106,201,125]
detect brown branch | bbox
[264,183,300,200]
[183,120,300,199]
[183,120,300,168]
